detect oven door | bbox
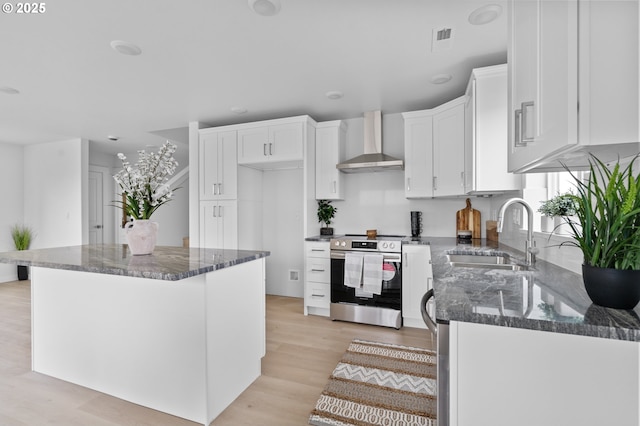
[330,251,402,310]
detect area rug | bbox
[309,339,437,426]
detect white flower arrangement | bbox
[113,141,179,220]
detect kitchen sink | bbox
[447,254,529,271]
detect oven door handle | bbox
[330,251,401,262]
[421,289,437,336]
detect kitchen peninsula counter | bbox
[0,244,270,426]
[410,237,640,425]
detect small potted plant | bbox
[317,200,337,236]
[11,224,34,280]
[563,154,640,309]
[538,192,577,234]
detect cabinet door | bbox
[238,127,269,163]
[200,200,238,249]
[269,122,303,161]
[433,101,465,197]
[403,114,433,198]
[315,122,345,200]
[199,133,219,200]
[217,131,237,199]
[402,244,433,329]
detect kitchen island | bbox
[0,244,270,426]
[412,237,640,426]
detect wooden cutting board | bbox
[456,198,481,239]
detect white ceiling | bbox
[0,0,507,164]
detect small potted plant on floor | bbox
[11,224,34,280]
[563,154,640,309]
[317,200,337,236]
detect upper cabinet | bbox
[403,97,466,198]
[508,0,640,173]
[238,122,304,168]
[315,120,347,200]
[464,64,522,194]
[199,129,237,200]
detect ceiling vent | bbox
[432,27,454,52]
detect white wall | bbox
[150,172,189,247]
[24,138,88,249]
[0,143,25,282]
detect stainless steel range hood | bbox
[336,111,404,173]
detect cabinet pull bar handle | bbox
[407,177,411,192]
[311,294,325,298]
[269,142,273,155]
[521,101,534,144]
[332,180,336,194]
[212,206,217,218]
[213,183,217,195]
[311,249,325,252]
[263,143,267,156]
[311,269,325,272]
[433,176,438,191]
[514,109,525,147]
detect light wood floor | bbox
[0,280,434,425]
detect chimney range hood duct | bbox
[336,110,404,173]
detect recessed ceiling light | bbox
[108,135,120,141]
[468,4,502,25]
[431,74,452,84]
[110,40,142,56]
[230,106,248,114]
[248,0,281,16]
[0,86,20,95]
[325,90,343,100]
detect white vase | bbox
[125,220,159,255]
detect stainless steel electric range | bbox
[329,234,403,329]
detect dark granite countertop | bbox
[422,237,640,342]
[0,244,270,281]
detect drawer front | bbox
[306,258,330,282]
[306,242,330,258]
[305,282,330,308]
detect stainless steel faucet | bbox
[497,198,537,266]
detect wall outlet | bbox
[289,270,300,281]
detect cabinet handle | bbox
[269,142,273,155]
[332,180,336,194]
[433,176,438,191]
[263,143,268,156]
[311,294,325,298]
[514,109,525,147]
[406,177,411,192]
[404,253,408,267]
[521,101,534,144]
[212,206,217,218]
[311,268,325,272]
[311,249,325,252]
[460,171,464,187]
[213,183,217,195]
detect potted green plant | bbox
[317,200,337,236]
[538,192,577,234]
[563,154,640,309]
[11,224,34,280]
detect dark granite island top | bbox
[410,237,640,342]
[0,244,270,281]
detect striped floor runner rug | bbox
[309,339,437,426]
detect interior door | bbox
[88,170,104,244]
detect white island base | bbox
[30,258,265,425]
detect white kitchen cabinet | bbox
[401,244,432,329]
[432,98,465,197]
[402,97,465,198]
[315,120,347,200]
[199,130,237,200]
[304,241,331,317]
[508,0,640,173]
[449,321,639,426]
[199,200,238,249]
[237,122,304,167]
[464,64,522,194]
